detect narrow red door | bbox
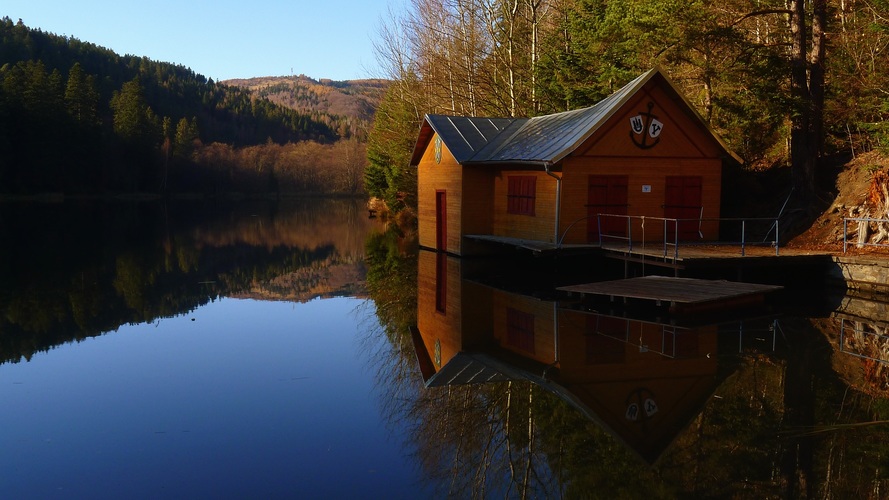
[664,176,703,241]
[435,190,447,251]
[587,175,629,242]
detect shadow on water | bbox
[0,198,383,364]
[366,247,889,498]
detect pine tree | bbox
[111,78,150,143]
[365,83,419,211]
[64,62,99,126]
[174,116,199,159]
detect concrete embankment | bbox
[827,256,889,294]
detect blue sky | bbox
[3,0,397,81]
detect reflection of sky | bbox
[0,297,422,498]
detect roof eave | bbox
[463,159,557,169]
[653,69,744,164]
[409,117,435,166]
[550,68,661,162]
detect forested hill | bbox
[0,17,344,194]
[223,76,388,141]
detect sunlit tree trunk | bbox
[809,0,826,175]
[521,383,534,499]
[788,0,826,207]
[789,0,814,204]
[526,0,545,114]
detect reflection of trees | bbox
[0,199,377,364]
[364,240,889,497]
[399,377,670,497]
[409,382,550,497]
[839,318,889,391]
[363,225,420,418]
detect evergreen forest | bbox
[365,0,889,217]
[0,17,366,196]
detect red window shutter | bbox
[507,175,536,216]
[506,308,535,354]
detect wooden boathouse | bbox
[411,67,742,257]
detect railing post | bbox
[843,218,848,254]
[627,216,632,252]
[598,214,602,246]
[662,219,668,258]
[738,320,744,353]
[741,220,746,257]
[673,220,679,261]
[775,218,780,256]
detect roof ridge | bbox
[475,69,659,163]
[417,67,740,166]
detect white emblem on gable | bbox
[630,115,645,135]
[629,102,663,149]
[648,118,664,139]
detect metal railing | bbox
[559,213,780,260]
[843,217,889,253]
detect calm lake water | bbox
[0,199,887,498]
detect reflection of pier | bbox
[832,293,889,365]
[831,292,889,393]
[838,318,889,365]
[412,250,779,464]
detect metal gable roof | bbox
[410,115,523,165]
[473,69,652,164]
[411,67,741,167]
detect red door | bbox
[435,190,447,251]
[664,176,703,241]
[587,175,629,243]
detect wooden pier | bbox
[558,275,784,313]
[464,233,836,289]
[464,234,832,267]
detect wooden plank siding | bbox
[492,170,559,243]
[577,81,725,159]
[557,80,724,245]
[461,166,495,237]
[415,251,463,370]
[556,309,718,379]
[413,72,732,256]
[559,158,722,244]
[416,251,503,371]
[491,290,557,364]
[417,134,464,254]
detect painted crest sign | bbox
[629,101,663,149]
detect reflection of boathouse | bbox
[412,250,778,464]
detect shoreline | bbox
[0,192,369,203]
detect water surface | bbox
[1,199,888,498]
[1,297,419,498]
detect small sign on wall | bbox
[642,185,651,193]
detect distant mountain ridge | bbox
[223,75,388,138]
[0,17,387,194]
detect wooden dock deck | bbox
[558,275,784,313]
[464,234,831,263]
[464,234,834,286]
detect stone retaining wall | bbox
[827,256,889,293]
